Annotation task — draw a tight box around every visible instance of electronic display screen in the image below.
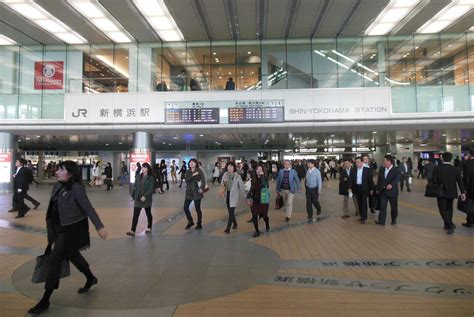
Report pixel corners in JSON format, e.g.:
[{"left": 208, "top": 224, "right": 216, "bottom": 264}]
[
  {"left": 228, "top": 107, "right": 284, "bottom": 124},
  {"left": 165, "top": 108, "right": 220, "bottom": 124}
]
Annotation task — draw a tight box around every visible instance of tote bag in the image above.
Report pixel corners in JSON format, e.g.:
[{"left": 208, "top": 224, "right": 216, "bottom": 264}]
[{"left": 32, "top": 244, "right": 70, "bottom": 284}]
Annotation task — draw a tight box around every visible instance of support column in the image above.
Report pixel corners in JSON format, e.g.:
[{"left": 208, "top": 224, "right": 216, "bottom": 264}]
[
  {"left": 0, "top": 133, "right": 18, "bottom": 193},
  {"left": 37, "top": 151, "right": 45, "bottom": 179},
  {"left": 377, "top": 41, "right": 386, "bottom": 87},
  {"left": 129, "top": 132, "right": 154, "bottom": 186}
]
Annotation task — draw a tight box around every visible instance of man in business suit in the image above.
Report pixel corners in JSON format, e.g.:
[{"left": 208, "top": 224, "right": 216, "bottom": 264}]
[
  {"left": 11, "top": 158, "right": 32, "bottom": 218},
  {"left": 375, "top": 155, "right": 400, "bottom": 226},
  {"left": 340, "top": 160, "right": 359, "bottom": 219},
  {"left": 348, "top": 157, "right": 374, "bottom": 224},
  {"left": 362, "top": 154, "right": 376, "bottom": 213},
  {"left": 461, "top": 147, "right": 474, "bottom": 227},
  {"left": 432, "top": 152, "right": 466, "bottom": 234},
  {"left": 399, "top": 157, "right": 412, "bottom": 192},
  {"left": 276, "top": 160, "right": 301, "bottom": 222}
]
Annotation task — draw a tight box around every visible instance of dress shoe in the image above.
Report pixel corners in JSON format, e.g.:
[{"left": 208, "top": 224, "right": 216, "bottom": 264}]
[
  {"left": 317, "top": 209, "right": 321, "bottom": 216},
  {"left": 78, "top": 277, "right": 98, "bottom": 294},
  {"left": 145, "top": 228, "right": 152, "bottom": 234},
  {"left": 370, "top": 209, "right": 375, "bottom": 214},
  {"left": 195, "top": 223, "right": 203, "bottom": 230},
  {"left": 341, "top": 215, "right": 350, "bottom": 219},
  {"left": 285, "top": 217, "right": 290, "bottom": 222},
  {"left": 391, "top": 221, "right": 397, "bottom": 225},
  {"left": 15, "top": 214, "right": 24, "bottom": 219},
  {"left": 185, "top": 222, "right": 194, "bottom": 230},
  {"left": 462, "top": 223, "right": 472, "bottom": 228},
  {"left": 407, "top": 189, "right": 411, "bottom": 192},
  {"left": 224, "top": 228, "right": 230, "bottom": 234},
  {"left": 360, "top": 220, "right": 366, "bottom": 224},
  {"left": 375, "top": 221, "right": 385, "bottom": 226},
  {"left": 126, "top": 231, "right": 135, "bottom": 237},
  {"left": 27, "top": 301, "right": 50, "bottom": 314},
  {"left": 232, "top": 223, "right": 238, "bottom": 230},
  {"left": 252, "top": 231, "right": 260, "bottom": 238},
  {"left": 447, "top": 224, "right": 456, "bottom": 235},
  {"left": 7, "top": 208, "right": 17, "bottom": 213},
  {"left": 34, "top": 202, "right": 41, "bottom": 210}
]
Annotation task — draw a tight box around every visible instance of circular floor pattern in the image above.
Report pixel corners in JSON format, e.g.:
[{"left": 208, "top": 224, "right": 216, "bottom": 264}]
[{"left": 12, "top": 234, "right": 281, "bottom": 309}]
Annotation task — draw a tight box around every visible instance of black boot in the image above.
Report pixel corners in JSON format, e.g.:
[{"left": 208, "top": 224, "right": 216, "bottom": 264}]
[
  {"left": 232, "top": 222, "right": 238, "bottom": 230},
  {"left": 78, "top": 268, "right": 97, "bottom": 294},
  {"left": 28, "top": 289, "right": 53, "bottom": 314},
  {"left": 264, "top": 217, "right": 270, "bottom": 232}
]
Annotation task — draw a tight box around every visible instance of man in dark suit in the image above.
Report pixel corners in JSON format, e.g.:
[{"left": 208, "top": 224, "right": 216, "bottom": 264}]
[
  {"left": 340, "top": 160, "right": 359, "bottom": 219},
  {"left": 362, "top": 154, "right": 376, "bottom": 213},
  {"left": 462, "top": 148, "right": 474, "bottom": 227},
  {"left": 348, "top": 157, "right": 374, "bottom": 224},
  {"left": 432, "top": 152, "right": 466, "bottom": 234},
  {"left": 399, "top": 157, "right": 412, "bottom": 192},
  {"left": 375, "top": 155, "right": 400, "bottom": 226},
  {"left": 11, "top": 158, "right": 32, "bottom": 218}
]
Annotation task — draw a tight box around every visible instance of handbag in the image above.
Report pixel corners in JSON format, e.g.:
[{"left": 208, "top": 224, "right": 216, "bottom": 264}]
[
  {"left": 218, "top": 186, "right": 226, "bottom": 197},
  {"left": 260, "top": 187, "right": 270, "bottom": 204},
  {"left": 424, "top": 183, "right": 444, "bottom": 198},
  {"left": 244, "top": 180, "right": 252, "bottom": 192},
  {"left": 32, "top": 244, "right": 70, "bottom": 284},
  {"left": 275, "top": 195, "right": 283, "bottom": 210}
]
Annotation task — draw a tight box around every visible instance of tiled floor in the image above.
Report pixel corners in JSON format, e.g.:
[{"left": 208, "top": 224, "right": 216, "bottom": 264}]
[{"left": 0, "top": 177, "right": 473, "bottom": 316}]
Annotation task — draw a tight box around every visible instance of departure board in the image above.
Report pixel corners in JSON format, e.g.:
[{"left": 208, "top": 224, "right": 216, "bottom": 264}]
[
  {"left": 228, "top": 107, "right": 284, "bottom": 124},
  {"left": 165, "top": 108, "right": 220, "bottom": 124}
]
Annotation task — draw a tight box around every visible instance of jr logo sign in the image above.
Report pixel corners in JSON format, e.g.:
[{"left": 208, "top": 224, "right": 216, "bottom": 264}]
[{"left": 72, "top": 109, "right": 87, "bottom": 118}]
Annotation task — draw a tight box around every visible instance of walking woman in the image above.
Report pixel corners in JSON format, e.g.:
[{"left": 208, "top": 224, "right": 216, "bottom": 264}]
[
  {"left": 220, "top": 161, "right": 245, "bottom": 234},
  {"left": 28, "top": 161, "right": 108, "bottom": 315},
  {"left": 212, "top": 162, "right": 221, "bottom": 185},
  {"left": 88, "top": 162, "right": 100, "bottom": 186},
  {"left": 183, "top": 158, "right": 206, "bottom": 230},
  {"left": 178, "top": 161, "right": 187, "bottom": 188},
  {"left": 153, "top": 163, "right": 164, "bottom": 194},
  {"left": 247, "top": 163, "right": 270, "bottom": 237},
  {"left": 160, "top": 159, "right": 169, "bottom": 191},
  {"left": 104, "top": 162, "right": 113, "bottom": 191},
  {"left": 170, "top": 160, "right": 178, "bottom": 183},
  {"left": 127, "top": 163, "right": 155, "bottom": 236}
]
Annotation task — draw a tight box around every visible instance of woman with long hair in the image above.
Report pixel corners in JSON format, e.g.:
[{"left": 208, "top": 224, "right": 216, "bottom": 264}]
[
  {"left": 160, "top": 159, "right": 169, "bottom": 191},
  {"left": 221, "top": 161, "right": 244, "bottom": 234},
  {"left": 183, "top": 158, "right": 206, "bottom": 230},
  {"left": 28, "top": 161, "right": 108, "bottom": 315},
  {"left": 127, "top": 162, "right": 155, "bottom": 236},
  {"left": 177, "top": 161, "right": 187, "bottom": 188},
  {"left": 247, "top": 163, "right": 270, "bottom": 237},
  {"left": 88, "top": 161, "right": 100, "bottom": 187}
]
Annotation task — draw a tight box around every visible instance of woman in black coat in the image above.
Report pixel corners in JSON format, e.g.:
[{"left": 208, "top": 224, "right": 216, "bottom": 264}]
[
  {"left": 160, "top": 159, "right": 169, "bottom": 191},
  {"left": 127, "top": 163, "right": 156, "bottom": 236},
  {"left": 28, "top": 161, "right": 108, "bottom": 315},
  {"left": 177, "top": 161, "right": 187, "bottom": 188}
]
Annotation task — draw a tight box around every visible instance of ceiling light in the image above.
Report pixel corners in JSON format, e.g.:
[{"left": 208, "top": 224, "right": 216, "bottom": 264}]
[
  {"left": 0, "top": 34, "right": 17, "bottom": 45},
  {"left": 105, "top": 144, "right": 109, "bottom": 146},
  {"left": 2, "top": 0, "right": 87, "bottom": 44},
  {"left": 67, "top": 0, "right": 134, "bottom": 43},
  {"left": 118, "top": 142, "right": 122, "bottom": 145},
  {"left": 132, "top": 0, "right": 184, "bottom": 42},
  {"left": 372, "top": 131, "right": 378, "bottom": 134},
  {"left": 247, "top": 51, "right": 251, "bottom": 55},
  {"left": 417, "top": 0, "right": 474, "bottom": 34},
  {"left": 199, "top": 134, "right": 204, "bottom": 137},
  {"left": 25, "top": 137, "right": 30, "bottom": 140},
  {"left": 365, "top": 0, "right": 420, "bottom": 36}
]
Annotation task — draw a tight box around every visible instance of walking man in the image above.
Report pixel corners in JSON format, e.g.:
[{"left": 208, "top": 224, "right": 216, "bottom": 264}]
[
  {"left": 348, "top": 157, "right": 374, "bottom": 224},
  {"left": 399, "top": 157, "right": 412, "bottom": 192},
  {"left": 340, "top": 160, "right": 359, "bottom": 218},
  {"left": 375, "top": 155, "right": 400, "bottom": 226},
  {"left": 276, "top": 160, "right": 301, "bottom": 222},
  {"left": 305, "top": 159, "right": 322, "bottom": 223}
]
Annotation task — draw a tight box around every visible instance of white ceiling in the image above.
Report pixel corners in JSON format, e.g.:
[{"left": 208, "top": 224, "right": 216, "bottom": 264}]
[{"left": 0, "top": 0, "right": 472, "bottom": 45}]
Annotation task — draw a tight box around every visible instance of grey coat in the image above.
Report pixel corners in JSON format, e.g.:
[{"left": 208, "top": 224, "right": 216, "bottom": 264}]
[
  {"left": 185, "top": 168, "right": 206, "bottom": 201},
  {"left": 47, "top": 182, "right": 104, "bottom": 230},
  {"left": 221, "top": 172, "right": 245, "bottom": 208}
]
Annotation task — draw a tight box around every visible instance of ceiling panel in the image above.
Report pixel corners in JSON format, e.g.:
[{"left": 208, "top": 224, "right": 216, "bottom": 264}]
[
  {"left": 0, "top": 21, "right": 40, "bottom": 45},
  {"left": 165, "top": 0, "right": 209, "bottom": 41},
  {"left": 201, "top": 0, "right": 232, "bottom": 40},
  {"left": 100, "top": 0, "right": 160, "bottom": 42},
  {"left": 291, "top": 0, "right": 324, "bottom": 38},
  {"left": 314, "top": 0, "right": 354, "bottom": 37},
  {"left": 236, "top": 0, "right": 257, "bottom": 40},
  {"left": 395, "top": 0, "right": 451, "bottom": 35},
  {"left": 266, "top": 0, "right": 291, "bottom": 38},
  {"left": 36, "top": 0, "right": 111, "bottom": 43},
  {"left": 342, "top": 0, "right": 390, "bottom": 36},
  {"left": 0, "top": 5, "right": 62, "bottom": 44},
  {"left": 444, "top": 11, "right": 474, "bottom": 33}
]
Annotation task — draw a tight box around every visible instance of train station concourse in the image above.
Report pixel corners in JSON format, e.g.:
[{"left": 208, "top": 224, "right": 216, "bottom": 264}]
[{"left": 1, "top": 0, "right": 474, "bottom": 316}]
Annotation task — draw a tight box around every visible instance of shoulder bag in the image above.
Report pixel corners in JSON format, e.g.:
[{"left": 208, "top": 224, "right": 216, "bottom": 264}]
[{"left": 32, "top": 244, "right": 70, "bottom": 284}]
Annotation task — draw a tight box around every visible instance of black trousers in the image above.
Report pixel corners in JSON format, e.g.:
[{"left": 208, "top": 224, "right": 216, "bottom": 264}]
[
  {"left": 24, "top": 191, "right": 40, "bottom": 205},
  {"left": 436, "top": 197, "right": 454, "bottom": 229},
  {"left": 106, "top": 179, "right": 113, "bottom": 190},
  {"left": 162, "top": 176, "right": 169, "bottom": 190},
  {"left": 400, "top": 175, "right": 410, "bottom": 190},
  {"left": 12, "top": 191, "right": 29, "bottom": 215},
  {"left": 378, "top": 193, "right": 398, "bottom": 224},
  {"left": 305, "top": 187, "right": 321, "bottom": 219},
  {"left": 251, "top": 203, "right": 269, "bottom": 233},
  {"left": 368, "top": 191, "right": 375, "bottom": 211},
  {"left": 211, "top": 177, "right": 219, "bottom": 184},
  {"left": 45, "top": 233, "right": 90, "bottom": 290},
  {"left": 354, "top": 186, "right": 368, "bottom": 220},
  {"left": 225, "top": 192, "right": 237, "bottom": 229},
  {"left": 330, "top": 168, "right": 337, "bottom": 179},
  {"left": 184, "top": 199, "right": 202, "bottom": 224},
  {"left": 131, "top": 207, "right": 153, "bottom": 232}
]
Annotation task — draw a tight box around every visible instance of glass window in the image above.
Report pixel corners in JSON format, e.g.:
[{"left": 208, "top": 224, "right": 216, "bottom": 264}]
[
  {"left": 312, "top": 38, "right": 337, "bottom": 88},
  {"left": 335, "top": 37, "right": 363, "bottom": 88},
  {"left": 286, "top": 39, "right": 312, "bottom": 89},
  {"left": 162, "top": 42, "right": 187, "bottom": 91},
  {"left": 19, "top": 45, "right": 44, "bottom": 94},
  {"left": 0, "top": 45, "right": 19, "bottom": 94},
  {"left": 261, "top": 39, "right": 286, "bottom": 89},
  {"left": 187, "top": 42, "right": 211, "bottom": 91},
  {"left": 361, "top": 36, "right": 387, "bottom": 87},
  {"left": 88, "top": 44, "right": 116, "bottom": 93},
  {"left": 413, "top": 34, "right": 441, "bottom": 86},
  {"left": 0, "top": 95, "right": 18, "bottom": 119},
  {"left": 236, "top": 40, "right": 261, "bottom": 90},
  {"left": 440, "top": 33, "right": 467, "bottom": 86},
  {"left": 67, "top": 44, "right": 89, "bottom": 93},
  {"left": 139, "top": 43, "right": 161, "bottom": 92},
  {"left": 468, "top": 32, "right": 474, "bottom": 111},
  {"left": 386, "top": 35, "right": 415, "bottom": 87},
  {"left": 210, "top": 41, "right": 236, "bottom": 90}
]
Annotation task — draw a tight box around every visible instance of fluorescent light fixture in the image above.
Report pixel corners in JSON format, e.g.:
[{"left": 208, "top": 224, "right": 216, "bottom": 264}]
[
  {"left": 332, "top": 50, "right": 355, "bottom": 63},
  {"left": 67, "top": 0, "right": 134, "bottom": 43},
  {"left": 2, "top": 0, "right": 87, "bottom": 44},
  {"left": 365, "top": 0, "right": 420, "bottom": 35},
  {"left": 95, "top": 55, "right": 129, "bottom": 78},
  {"left": 327, "top": 56, "right": 349, "bottom": 70},
  {"left": 417, "top": 0, "right": 474, "bottom": 33},
  {"left": 313, "top": 50, "right": 326, "bottom": 57},
  {"left": 0, "top": 34, "right": 17, "bottom": 45},
  {"left": 132, "top": 0, "right": 184, "bottom": 42}
]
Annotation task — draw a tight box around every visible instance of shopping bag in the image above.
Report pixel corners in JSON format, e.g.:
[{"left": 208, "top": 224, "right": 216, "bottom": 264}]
[
  {"left": 275, "top": 195, "right": 283, "bottom": 210},
  {"left": 408, "top": 176, "right": 413, "bottom": 184},
  {"left": 218, "top": 186, "right": 226, "bottom": 197},
  {"left": 32, "top": 245, "right": 70, "bottom": 284},
  {"left": 260, "top": 187, "right": 270, "bottom": 204},
  {"left": 95, "top": 178, "right": 103, "bottom": 186}
]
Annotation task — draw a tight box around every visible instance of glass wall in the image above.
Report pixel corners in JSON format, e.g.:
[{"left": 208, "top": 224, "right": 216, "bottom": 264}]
[{"left": 0, "top": 32, "right": 473, "bottom": 119}]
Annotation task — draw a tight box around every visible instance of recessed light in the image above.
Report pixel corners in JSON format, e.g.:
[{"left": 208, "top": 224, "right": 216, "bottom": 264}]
[
  {"left": 36, "top": 135, "right": 41, "bottom": 138},
  {"left": 162, "top": 142, "right": 166, "bottom": 144},
  {"left": 173, "top": 136, "right": 178, "bottom": 139},
  {"left": 372, "top": 131, "right": 377, "bottom": 134},
  {"left": 25, "top": 137, "right": 30, "bottom": 140},
  {"left": 168, "top": 143, "right": 171, "bottom": 146},
  {"left": 199, "top": 134, "right": 204, "bottom": 137},
  {"left": 118, "top": 142, "right": 122, "bottom": 145},
  {"left": 442, "top": 134, "right": 446, "bottom": 136},
  {"left": 105, "top": 144, "right": 109, "bottom": 146}
]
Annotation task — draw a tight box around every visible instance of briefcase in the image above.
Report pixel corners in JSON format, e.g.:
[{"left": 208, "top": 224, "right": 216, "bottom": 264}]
[
  {"left": 424, "top": 183, "right": 444, "bottom": 198},
  {"left": 457, "top": 197, "right": 474, "bottom": 213},
  {"left": 275, "top": 196, "right": 283, "bottom": 210},
  {"left": 32, "top": 244, "right": 70, "bottom": 284}
]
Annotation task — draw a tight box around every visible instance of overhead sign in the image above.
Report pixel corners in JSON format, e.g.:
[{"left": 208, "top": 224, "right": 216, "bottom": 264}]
[
  {"left": 34, "top": 61, "right": 64, "bottom": 90},
  {"left": 228, "top": 107, "right": 284, "bottom": 123},
  {"left": 165, "top": 108, "right": 220, "bottom": 124},
  {"left": 129, "top": 151, "right": 151, "bottom": 184},
  {"left": 0, "top": 152, "right": 12, "bottom": 183}
]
